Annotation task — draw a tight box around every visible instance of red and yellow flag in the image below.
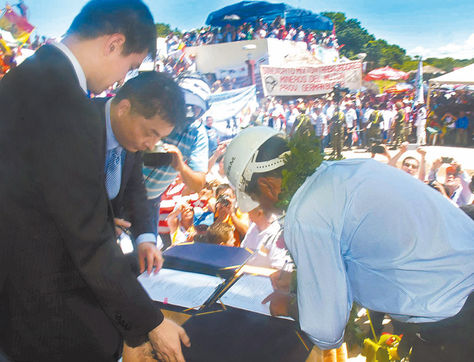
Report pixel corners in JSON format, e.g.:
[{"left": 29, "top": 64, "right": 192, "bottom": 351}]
[{"left": 0, "top": 6, "right": 34, "bottom": 44}]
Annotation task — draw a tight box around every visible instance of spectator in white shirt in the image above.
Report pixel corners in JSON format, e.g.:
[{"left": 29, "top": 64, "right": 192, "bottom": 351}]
[
  {"left": 242, "top": 206, "right": 288, "bottom": 269},
  {"left": 414, "top": 103, "right": 427, "bottom": 145}
]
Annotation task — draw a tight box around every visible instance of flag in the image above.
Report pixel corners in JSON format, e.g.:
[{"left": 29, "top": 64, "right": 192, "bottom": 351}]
[
  {"left": 0, "top": 6, "right": 34, "bottom": 44},
  {"left": 414, "top": 58, "right": 424, "bottom": 104},
  {"left": 16, "top": 1, "right": 28, "bottom": 18},
  {"left": 0, "top": 34, "right": 11, "bottom": 54}
]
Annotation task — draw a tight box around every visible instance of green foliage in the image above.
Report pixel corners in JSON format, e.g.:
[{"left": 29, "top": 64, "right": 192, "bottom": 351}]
[
  {"left": 344, "top": 304, "right": 366, "bottom": 349},
  {"left": 322, "top": 12, "right": 375, "bottom": 59},
  {"left": 276, "top": 115, "right": 324, "bottom": 210},
  {"left": 322, "top": 11, "right": 473, "bottom": 72},
  {"left": 424, "top": 57, "right": 474, "bottom": 72},
  {"left": 155, "top": 22, "right": 181, "bottom": 37}
]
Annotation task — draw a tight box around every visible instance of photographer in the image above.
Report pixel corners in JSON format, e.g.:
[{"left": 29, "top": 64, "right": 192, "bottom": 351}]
[
  {"left": 214, "top": 184, "right": 250, "bottom": 246},
  {"left": 167, "top": 201, "right": 196, "bottom": 244},
  {"left": 428, "top": 159, "right": 473, "bottom": 206}
]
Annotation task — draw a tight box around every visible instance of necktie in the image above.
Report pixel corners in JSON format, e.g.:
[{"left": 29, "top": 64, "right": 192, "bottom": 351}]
[{"left": 105, "top": 147, "right": 122, "bottom": 199}]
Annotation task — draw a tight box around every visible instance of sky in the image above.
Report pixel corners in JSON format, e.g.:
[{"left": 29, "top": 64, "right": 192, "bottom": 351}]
[{"left": 2, "top": 0, "right": 473, "bottom": 59}]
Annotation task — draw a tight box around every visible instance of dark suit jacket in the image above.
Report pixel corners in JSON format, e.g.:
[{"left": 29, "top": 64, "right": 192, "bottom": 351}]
[
  {"left": 94, "top": 98, "right": 155, "bottom": 242},
  {"left": 0, "top": 45, "right": 163, "bottom": 361}
]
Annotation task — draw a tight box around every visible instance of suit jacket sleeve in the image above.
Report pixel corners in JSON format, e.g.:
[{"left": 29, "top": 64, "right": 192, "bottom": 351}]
[
  {"left": 26, "top": 63, "right": 163, "bottom": 346},
  {"left": 122, "top": 152, "right": 156, "bottom": 240}
]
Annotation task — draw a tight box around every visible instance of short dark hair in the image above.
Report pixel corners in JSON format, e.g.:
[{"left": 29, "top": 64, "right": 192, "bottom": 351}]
[
  {"left": 215, "top": 183, "right": 234, "bottom": 198},
  {"left": 205, "top": 222, "right": 234, "bottom": 245},
  {"left": 246, "top": 135, "right": 289, "bottom": 196},
  {"left": 113, "top": 72, "right": 186, "bottom": 128},
  {"left": 402, "top": 156, "right": 419, "bottom": 168},
  {"left": 66, "top": 0, "right": 157, "bottom": 56}
]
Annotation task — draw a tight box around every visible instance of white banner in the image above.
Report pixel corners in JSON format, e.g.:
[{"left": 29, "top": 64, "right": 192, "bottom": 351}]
[
  {"left": 260, "top": 61, "right": 362, "bottom": 96},
  {"left": 206, "top": 85, "right": 257, "bottom": 137}
]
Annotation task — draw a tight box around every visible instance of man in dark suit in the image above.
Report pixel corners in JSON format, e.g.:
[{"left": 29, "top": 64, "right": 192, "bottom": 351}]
[
  {"left": 0, "top": 1, "right": 189, "bottom": 361},
  {"left": 95, "top": 71, "right": 186, "bottom": 275}
]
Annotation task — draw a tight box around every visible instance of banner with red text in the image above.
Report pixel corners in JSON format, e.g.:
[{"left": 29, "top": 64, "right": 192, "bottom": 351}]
[{"left": 260, "top": 61, "right": 362, "bottom": 96}]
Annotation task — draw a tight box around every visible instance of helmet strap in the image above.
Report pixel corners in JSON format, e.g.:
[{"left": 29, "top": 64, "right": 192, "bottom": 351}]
[{"left": 242, "top": 150, "right": 290, "bottom": 185}]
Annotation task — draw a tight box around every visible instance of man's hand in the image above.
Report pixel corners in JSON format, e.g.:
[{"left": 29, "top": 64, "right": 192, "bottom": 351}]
[
  {"left": 429, "top": 180, "right": 448, "bottom": 197},
  {"left": 215, "top": 199, "right": 233, "bottom": 222},
  {"left": 137, "top": 242, "right": 163, "bottom": 274},
  {"left": 148, "top": 318, "right": 191, "bottom": 362},
  {"left": 270, "top": 270, "right": 292, "bottom": 292},
  {"left": 114, "top": 218, "right": 131, "bottom": 237},
  {"left": 431, "top": 158, "right": 443, "bottom": 170},
  {"left": 416, "top": 147, "right": 426, "bottom": 157},
  {"left": 166, "top": 205, "right": 182, "bottom": 234},
  {"left": 214, "top": 142, "right": 227, "bottom": 158},
  {"left": 399, "top": 141, "right": 409, "bottom": 153},
  {"left": 163, "top": 144, "right": 185, "bottom": 172},
  {"left": 262, "top": 291, "right": 291, "bottom": 317}
]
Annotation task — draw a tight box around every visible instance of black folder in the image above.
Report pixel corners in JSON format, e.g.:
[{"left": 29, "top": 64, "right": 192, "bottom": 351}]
[
  {"left": 163, "top": 242, "right": 253, "bottom": 278},
  {"left": 182, "top": 308, "right": 312, "bottom": 362}
]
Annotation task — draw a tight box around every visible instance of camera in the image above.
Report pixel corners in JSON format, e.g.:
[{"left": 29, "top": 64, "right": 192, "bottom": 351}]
[
  {"left": 427, "top": 180, "right": 438, "bottom": 189},
  {"left": 370, "top": 144, "right": 386, "bottom": 154},
  {"left": 142, "top": 152, "right": 173, "bottom": 167},
  {"left": 216, "top": 195, "right": 231, "bottom": 207},
  {"left": 142, "top": 142, "right": 173, "bottom": 167},
  {"left": 441, "top": 156, "right": 453, "bottom": 164}
]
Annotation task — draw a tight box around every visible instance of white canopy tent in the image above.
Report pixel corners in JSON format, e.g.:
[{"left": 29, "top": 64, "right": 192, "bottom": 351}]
[
  {"left": 429, "top": 64, "right": 474, "bottom": 86},
  {"left": 427, "top": 64, "right": 474, "bottom": 106}
]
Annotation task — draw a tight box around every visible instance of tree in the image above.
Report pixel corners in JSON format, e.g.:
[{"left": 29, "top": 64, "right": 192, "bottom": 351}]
[
  {"left": 155, "top": 22, "right": 181, "bottom": 37},
  {"left": 322, "top": 12, "right": 375, "bottom": 58}
]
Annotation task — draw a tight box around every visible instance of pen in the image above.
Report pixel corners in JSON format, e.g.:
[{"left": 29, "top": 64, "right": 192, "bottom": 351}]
[
  {"left": 118, "top": 225, "right": 131, "bottom": 236},
  {"left": 279, "top": 260, "right": 288, "bottom": 280}
]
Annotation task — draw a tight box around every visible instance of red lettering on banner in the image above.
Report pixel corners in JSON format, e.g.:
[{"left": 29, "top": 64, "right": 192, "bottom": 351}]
[
  {"left": 280, "top": 83, "right": 298, "bottom": 92},
  {"left": 280, "top": 75, "right": 307, "bottom": 83},
  {"left": 262, "top": 61, "right": 361, "bottom": 95}
]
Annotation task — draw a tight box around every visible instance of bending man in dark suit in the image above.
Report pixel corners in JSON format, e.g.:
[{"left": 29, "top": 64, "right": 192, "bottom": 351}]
[
  {"left": 0, "top": 1, "right": 189, "bottom": 361},
  {"left": 95, "top": 71, "right": 186, "bottom": 275}
]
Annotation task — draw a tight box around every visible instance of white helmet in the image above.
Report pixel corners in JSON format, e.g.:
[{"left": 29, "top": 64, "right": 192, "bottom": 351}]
[
  {"left": 177, "top": 72, "right": 211, "bottom": 122},
  {"left": 224, "top": 126, "right": 289, "bottom": 212}
]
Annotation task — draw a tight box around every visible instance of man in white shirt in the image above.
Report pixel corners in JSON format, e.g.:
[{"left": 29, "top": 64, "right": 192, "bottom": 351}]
[
  {"left": 414, "top": 102, "right": 427, "bottom": 145},
  {"left": 344, "top": 103, "right": 357, "bottom": 149},
  {"left": 381, "top": 106, "right": 395, "bottom": 143},
  {"left": 224, "top": 127, "right": 474, "bottom": 362},
  {"left": 241, "top": 207, "right": 288, "bottom": 269}
]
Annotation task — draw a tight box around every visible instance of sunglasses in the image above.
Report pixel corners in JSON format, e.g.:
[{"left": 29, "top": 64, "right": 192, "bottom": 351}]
[{"left": 403, "top": 163, "right": 419, "bottom": 170}]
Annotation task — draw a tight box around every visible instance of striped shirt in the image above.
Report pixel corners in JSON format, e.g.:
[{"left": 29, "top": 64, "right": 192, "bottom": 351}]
[{"left": 143, "top": 120, "right": 209, "bottom": 199}]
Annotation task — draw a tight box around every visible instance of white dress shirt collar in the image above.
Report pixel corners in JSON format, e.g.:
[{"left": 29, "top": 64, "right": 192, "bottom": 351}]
[
  {"left": 105, "top": 98, "right": 120, "bottom": 152},
  {"left": 51, "top": 42, "right": 88, "bottom": 94}
]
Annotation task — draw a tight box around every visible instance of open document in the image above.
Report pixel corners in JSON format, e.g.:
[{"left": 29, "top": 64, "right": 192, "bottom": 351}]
[
  {"left": 219, "top": 274, "right": 293, "bottom": 319},
  {"left": 138, "top": 268, "right": 224, "bottom": 309}
]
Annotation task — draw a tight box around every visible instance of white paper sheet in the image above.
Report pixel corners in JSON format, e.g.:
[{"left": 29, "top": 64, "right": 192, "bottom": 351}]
[
  {"left": 219, "top": 274, "right": 283, "bottom": 317},
  {"left": 138, "top": 268, "right": 224, "bottom": 309}
]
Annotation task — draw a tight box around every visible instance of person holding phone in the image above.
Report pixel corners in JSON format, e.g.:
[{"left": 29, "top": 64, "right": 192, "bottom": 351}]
[{"left": 428, "top": 158, "right": 473, "bottom": 206}]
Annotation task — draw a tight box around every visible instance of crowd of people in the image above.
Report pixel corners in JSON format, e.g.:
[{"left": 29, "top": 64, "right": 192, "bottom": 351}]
[
  {"left": 238, "top": 89, "right": 472, "bottom": 155},
  {"left": 149, "top": 98, "right": 473, "bottom": 265},
  {"left": 1, "top": 1, "right": 473, "bottom": 362},
  {"left": 159, "top": 15, "right": 339, "bottom": 80},
  {"left": 165, "top": 15, "right": 339, "bottom": 53}
]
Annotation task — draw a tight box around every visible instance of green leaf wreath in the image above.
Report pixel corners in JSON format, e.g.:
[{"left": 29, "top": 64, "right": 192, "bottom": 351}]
[{"left": 276, "top": 114, "right": 324, "bottom": 210}]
